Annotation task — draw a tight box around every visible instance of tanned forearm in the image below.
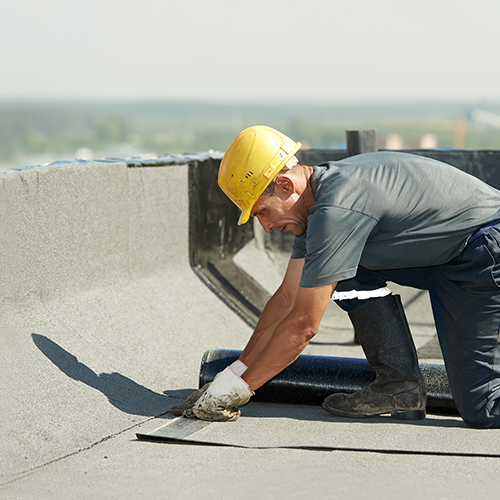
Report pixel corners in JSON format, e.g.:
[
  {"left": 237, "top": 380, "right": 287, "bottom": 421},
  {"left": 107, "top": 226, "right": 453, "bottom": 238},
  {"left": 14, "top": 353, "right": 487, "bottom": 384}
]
[
  {"left": 239, "top": 287, "right": 295, "bottom": 367},
  {"left": 238, "top": 258, "right": 304, "bottom": 368},
  {"left": 242, "top": 282, "right": 336, "bottom": 392},
  {"left": 242, "top": 311, "right": 316, "bottom": 391}
]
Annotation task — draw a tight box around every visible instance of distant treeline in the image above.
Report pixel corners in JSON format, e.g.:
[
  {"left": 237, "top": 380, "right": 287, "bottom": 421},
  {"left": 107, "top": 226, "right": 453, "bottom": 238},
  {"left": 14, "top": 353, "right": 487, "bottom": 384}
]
[{"left": 1, "top": 100, "right": 499, "bottom": 164}]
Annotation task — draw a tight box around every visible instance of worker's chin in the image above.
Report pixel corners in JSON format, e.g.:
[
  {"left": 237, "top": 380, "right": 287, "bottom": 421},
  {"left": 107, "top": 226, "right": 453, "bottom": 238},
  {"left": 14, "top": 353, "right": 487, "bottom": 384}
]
[
  {"left": 281, "top": 223, "right": 304, "bottom": 236},
  {"left": 290, "top": 224, "right": 306, "bottom": 236}
]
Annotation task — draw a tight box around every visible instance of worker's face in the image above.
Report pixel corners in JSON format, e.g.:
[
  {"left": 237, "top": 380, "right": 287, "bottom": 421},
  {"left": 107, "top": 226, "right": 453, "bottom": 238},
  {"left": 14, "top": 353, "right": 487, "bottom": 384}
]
[{"left": 250, "top": 177, "right": 308, "bottom": 236}]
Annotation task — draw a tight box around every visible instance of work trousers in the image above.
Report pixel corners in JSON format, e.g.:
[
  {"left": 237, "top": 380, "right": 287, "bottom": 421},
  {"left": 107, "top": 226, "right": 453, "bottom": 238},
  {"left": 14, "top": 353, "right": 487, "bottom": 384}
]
[{"left": 334, "top": 224, "right": 500, "bottom": 428}]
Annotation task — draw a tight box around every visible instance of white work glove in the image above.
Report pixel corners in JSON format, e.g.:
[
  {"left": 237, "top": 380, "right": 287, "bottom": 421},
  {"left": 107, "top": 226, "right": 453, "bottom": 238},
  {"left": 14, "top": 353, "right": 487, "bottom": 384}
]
[
  {"left": 192, "top": 366, "right": 254, "bottom": 422},
  {"left": 172, "top": 360, "right": 247, "bottom": 417},
  {"left": 228, "top": 359, "right": 247, "bottom": 376}
]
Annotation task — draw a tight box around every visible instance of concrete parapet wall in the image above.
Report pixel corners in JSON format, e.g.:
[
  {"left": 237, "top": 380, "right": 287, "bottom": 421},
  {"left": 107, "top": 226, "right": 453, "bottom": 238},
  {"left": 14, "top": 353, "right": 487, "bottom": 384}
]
[{"left": 1, "top": 160, "right": 188, "bottom": 306}]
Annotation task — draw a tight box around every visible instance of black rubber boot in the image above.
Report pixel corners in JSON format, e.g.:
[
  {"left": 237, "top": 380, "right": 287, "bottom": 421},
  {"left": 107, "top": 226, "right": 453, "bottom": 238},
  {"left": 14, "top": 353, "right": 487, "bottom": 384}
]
[{"left": 323, "top": 294, "right": 426, "bottom": 420}]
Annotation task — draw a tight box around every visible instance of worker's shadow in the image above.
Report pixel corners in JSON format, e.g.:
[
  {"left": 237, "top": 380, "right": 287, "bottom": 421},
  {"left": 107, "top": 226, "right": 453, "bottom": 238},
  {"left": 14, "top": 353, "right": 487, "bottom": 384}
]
[{"left": 32, "top": 333, "right": 191, "bottom": 417}]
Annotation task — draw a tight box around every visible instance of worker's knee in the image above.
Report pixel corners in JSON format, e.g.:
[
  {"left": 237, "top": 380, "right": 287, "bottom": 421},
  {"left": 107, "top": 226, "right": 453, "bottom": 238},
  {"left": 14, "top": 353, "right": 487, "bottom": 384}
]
[{"left": 459, "top": 402, "right": 500, "bottom": 429}]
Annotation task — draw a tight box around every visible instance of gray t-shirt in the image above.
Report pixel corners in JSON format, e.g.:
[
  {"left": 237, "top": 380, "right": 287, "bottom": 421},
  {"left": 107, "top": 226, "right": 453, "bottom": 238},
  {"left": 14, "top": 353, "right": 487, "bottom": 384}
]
[{"left": 291, "top": 151, "right": 500, "bottom": 287}]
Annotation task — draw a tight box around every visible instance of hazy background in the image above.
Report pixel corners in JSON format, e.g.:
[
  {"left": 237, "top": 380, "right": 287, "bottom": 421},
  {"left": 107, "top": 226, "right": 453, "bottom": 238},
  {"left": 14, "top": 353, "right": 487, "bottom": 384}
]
[{"left": 1, "top": 0, "right": 500, "bottom": 170}]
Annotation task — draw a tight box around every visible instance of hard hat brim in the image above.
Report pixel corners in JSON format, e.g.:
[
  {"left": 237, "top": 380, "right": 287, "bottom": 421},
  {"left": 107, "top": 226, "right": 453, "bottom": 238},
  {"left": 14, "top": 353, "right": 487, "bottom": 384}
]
[{"left": 237, "top": 208, "right": 251, "bottom": 226}]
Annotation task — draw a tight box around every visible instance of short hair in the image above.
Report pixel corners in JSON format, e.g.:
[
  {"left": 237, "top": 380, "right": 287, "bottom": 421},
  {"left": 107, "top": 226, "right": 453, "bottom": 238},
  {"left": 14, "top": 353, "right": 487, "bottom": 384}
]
[{"left": 262, "top": 156, "right": 299, "bottom": 196}]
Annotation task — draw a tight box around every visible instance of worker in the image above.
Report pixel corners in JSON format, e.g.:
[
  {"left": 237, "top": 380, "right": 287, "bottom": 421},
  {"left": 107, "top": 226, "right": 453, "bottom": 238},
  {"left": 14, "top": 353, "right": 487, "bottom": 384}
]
[{"left": 175, "top": 125, "right": 500, "bottom": 428}]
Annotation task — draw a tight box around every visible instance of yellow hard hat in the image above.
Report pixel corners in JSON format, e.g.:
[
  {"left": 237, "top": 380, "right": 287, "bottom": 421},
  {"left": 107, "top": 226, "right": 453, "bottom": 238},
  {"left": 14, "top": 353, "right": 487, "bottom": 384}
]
[{"left": 218, "top": 126, "right": 301, "bottom": 225}]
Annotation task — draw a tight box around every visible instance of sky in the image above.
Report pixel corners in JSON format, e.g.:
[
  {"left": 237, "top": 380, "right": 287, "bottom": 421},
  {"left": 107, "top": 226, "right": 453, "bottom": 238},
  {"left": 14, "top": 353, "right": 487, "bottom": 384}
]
[{"left": 1, "top": 0, "right": 499, "bottom": 104}]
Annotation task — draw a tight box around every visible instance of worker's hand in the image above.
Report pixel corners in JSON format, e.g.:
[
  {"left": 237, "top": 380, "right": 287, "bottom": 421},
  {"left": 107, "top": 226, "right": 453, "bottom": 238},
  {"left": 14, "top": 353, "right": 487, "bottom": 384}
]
[
  {"left": 192, "top": 367, "right": 254, "bottom": 421},
  {"left": 170, "top": 383, "right": 211, "bottom": 416},
  {"left": 170, "top": 360, "right": 247, "bottom": 417}
]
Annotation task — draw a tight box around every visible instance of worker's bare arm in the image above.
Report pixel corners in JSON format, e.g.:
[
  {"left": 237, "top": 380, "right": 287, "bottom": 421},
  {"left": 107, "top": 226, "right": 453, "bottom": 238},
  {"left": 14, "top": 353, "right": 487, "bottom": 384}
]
[
  {"left": 242, "top": 280, "right": 337, "bottom": 391},
  {"left": 239, "top": 258, "right": 304, "bottom": 367}
]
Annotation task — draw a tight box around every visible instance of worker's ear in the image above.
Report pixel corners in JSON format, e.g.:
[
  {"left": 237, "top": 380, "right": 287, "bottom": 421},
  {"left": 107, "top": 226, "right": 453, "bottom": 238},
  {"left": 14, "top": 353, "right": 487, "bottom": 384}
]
[{"left": 274, "top": 174, "right": 294, "bottom": 194}]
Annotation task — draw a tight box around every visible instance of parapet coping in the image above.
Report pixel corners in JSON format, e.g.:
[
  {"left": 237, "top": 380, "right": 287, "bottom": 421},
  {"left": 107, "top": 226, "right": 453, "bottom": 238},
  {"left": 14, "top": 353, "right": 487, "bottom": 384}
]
[{"left": 0, "top": 151, "right": 224, "bottom": 175}]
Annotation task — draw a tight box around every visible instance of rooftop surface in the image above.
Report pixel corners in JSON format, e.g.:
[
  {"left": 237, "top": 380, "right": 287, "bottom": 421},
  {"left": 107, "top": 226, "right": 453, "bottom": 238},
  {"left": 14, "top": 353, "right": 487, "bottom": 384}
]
[{"left": 1, "top": 155, "right": 499, "bottom": 500}]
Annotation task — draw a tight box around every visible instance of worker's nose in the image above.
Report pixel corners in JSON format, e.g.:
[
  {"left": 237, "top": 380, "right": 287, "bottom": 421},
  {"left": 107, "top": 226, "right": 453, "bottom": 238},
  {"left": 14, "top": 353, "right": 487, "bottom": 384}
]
[{"left": 258, "top": 217, "right": 274, "bottom": 233}]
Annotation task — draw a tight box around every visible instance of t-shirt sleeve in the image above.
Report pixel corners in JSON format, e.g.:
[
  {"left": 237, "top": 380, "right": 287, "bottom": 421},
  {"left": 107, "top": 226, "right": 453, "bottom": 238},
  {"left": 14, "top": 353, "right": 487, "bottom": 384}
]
[{"left": 299, "top": 206, "right": 378, "bottom": 287}]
